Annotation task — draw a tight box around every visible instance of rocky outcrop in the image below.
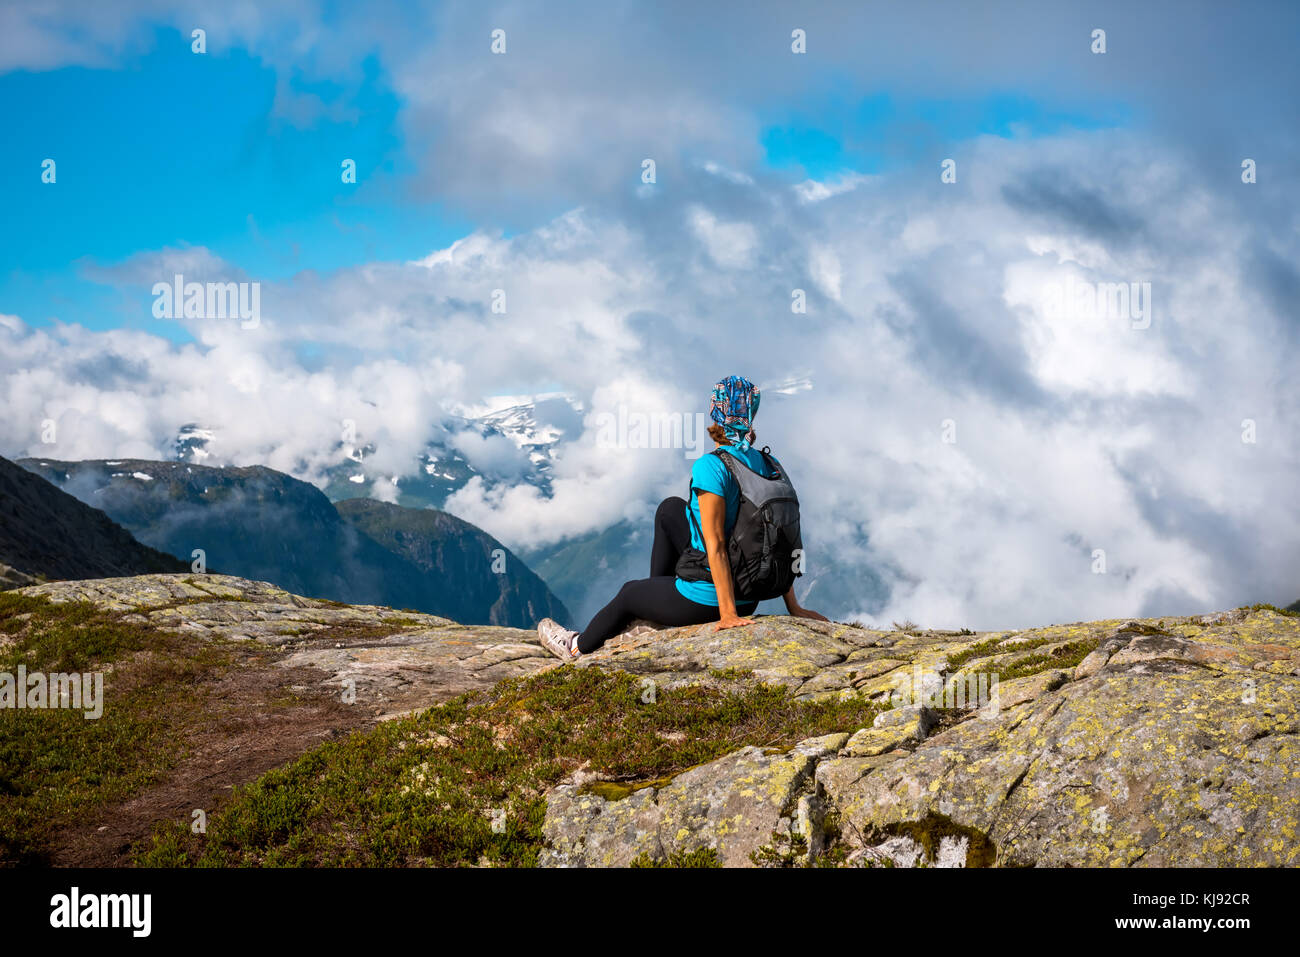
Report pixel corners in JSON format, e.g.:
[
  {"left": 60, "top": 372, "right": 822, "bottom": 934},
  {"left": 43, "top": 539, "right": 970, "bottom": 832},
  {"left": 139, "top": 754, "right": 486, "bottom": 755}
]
[
  {"left": 541, "top": 733, "right": 849, "bottom": 867},
  {"left": 17, "top": 574, "right": 1300, "bottom": 866},
  {"left": 559, "top": 609, "right": 1300, "bottom": 867}
]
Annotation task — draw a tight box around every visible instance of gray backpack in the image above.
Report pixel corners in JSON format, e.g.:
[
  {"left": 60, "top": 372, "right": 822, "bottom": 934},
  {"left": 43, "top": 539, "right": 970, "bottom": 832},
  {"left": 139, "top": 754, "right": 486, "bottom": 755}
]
[{"left": 675, "top": 447, "right": 803, "bottom": 603}]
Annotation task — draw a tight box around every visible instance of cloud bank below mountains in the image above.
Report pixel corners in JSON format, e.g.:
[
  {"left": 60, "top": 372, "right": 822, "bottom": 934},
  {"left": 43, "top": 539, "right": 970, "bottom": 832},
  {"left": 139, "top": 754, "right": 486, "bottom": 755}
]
[{"left": 4, "top": 125, "right": 1297, "bottom": 629}]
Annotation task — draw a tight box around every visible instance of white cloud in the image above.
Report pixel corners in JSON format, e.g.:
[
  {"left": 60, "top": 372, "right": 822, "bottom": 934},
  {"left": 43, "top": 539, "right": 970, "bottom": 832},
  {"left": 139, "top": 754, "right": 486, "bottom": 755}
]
[
  {"left": 688, "top": 206, "right": 757, "bottom": 270},
  {"left": 794, "top": 171, "right": 872, "bottom": 204},
  {"left": 808, "top": 244, "right": 843, "bottom": 301},
  {"left": 702, "top": 161, "right": 755, "bottom": 186}
]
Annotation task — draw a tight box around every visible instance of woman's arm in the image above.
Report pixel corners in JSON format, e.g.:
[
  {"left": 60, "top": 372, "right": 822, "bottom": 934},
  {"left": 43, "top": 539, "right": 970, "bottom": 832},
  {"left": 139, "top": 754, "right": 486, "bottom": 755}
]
[
  {"left": 697, "top": 490, "right": 753, "bottom": 630},
  {"left": 782, "top": 586, "right": 828, "bottom": 621}
]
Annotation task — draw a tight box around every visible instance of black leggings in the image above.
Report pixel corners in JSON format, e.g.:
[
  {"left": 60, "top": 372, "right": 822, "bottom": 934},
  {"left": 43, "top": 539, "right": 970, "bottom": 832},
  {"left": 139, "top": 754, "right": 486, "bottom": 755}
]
[{"left": 576, "top": 496, "right": 756, "bottom": 654}]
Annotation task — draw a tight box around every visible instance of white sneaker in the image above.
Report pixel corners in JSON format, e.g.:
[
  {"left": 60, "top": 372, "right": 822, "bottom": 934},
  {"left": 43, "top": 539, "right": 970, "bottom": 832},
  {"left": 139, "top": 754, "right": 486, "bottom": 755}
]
[{"left": 537, "top": 618, "right": 580, "bottom": 661}]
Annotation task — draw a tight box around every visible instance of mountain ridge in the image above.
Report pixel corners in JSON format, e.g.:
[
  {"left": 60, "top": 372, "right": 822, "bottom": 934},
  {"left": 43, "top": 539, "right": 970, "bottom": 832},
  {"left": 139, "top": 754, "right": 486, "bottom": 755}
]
[
  {"left": 17, "top": 457, "right": 566, "bottom": 628},
  {"left": 337, "top": 497, "right": 571, "bottom": 628},
  {"left": 0, "top": 455, "right": 187, "bottom": 588}
]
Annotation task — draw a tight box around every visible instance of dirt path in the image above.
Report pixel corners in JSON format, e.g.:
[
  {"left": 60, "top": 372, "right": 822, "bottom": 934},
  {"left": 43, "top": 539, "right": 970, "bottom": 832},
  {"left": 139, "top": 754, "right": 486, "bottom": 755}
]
[{"left": 50, "top": 653, "right": 383, "bottom": 867}]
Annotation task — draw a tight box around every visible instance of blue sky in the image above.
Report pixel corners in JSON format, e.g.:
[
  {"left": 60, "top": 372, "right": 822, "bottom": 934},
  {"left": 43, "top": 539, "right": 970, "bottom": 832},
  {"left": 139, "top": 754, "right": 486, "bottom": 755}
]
[
  {"left": 1, "top": 27, "right": 471, "bottom": 340},
  {"left": 760, "top": 92, "right": 1128, "bottom": 179}
]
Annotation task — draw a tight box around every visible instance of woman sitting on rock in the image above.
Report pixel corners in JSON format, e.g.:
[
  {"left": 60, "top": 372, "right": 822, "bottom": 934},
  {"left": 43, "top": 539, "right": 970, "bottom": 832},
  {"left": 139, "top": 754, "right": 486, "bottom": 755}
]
[{"left": 538, "top": 374, "right": 827, "bottom": 660}]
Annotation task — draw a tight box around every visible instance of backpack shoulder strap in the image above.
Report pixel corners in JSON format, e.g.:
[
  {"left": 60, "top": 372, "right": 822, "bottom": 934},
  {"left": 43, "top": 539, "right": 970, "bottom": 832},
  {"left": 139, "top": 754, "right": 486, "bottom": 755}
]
[
  {"left": 685, "top": 449, "right": 727, "bottom": 541},
  {"left": 716, "top": 446, "right": 780, "bottom": 481},
  {"left": 712, "top": 447, "right": 741, "bottom": 475}
]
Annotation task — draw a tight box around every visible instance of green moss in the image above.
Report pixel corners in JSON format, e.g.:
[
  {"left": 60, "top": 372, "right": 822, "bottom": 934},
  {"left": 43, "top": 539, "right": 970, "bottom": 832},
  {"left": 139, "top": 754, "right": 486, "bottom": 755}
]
[
  {"left": 945, "top": 635, "right": 1009, "bottom": 671},
  {"left": 1246, "top": 603, "right": 1300, "bottom": 619},
  {"left": 708, "top": 667, "right": 756, "bottom": 681},
  {"left": 582, "top": 776, "right": 675, "bottom": 802},
  {"left": 630, "top": 847, "right": 721, "bottom": 868},
  {"left": 993, "top": 638, "right": 1102, "bottom": 681},
  {"left": 879, "top": 813, "right": 998, "bottom": 867},
  {"left": 953, "top": 635, "right": 1103, "bottom": 684},
  {"left": 0, "top": 591, "right": 172, "bottom": 672}
]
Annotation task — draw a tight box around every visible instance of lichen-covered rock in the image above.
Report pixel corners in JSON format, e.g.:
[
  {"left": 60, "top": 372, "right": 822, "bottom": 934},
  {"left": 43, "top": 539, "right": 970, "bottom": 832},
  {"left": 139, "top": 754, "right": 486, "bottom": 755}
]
[
  {"left": 825, "top": 628, "right": 1300, "bottom": 867},
  {"left": 540, "top": 733, "right": 843, "bottom": 867},
  {"left": 844, "top": 705, "right": 937, "bottom": 756},
  {"left": 992, "top": 668, "right": 1069, "bottom": 710},
  {"left": 545, "top": 607, "right": 1300, "bottom": 867},
  {"left": 816, "top": 754, "right": 900, "bottom": 796},
  {"left": 577, "top": 615, "right": 896, "bottom": 694},
  {"left": 19, "top": 573, "right": 553, "bottom": 717}
]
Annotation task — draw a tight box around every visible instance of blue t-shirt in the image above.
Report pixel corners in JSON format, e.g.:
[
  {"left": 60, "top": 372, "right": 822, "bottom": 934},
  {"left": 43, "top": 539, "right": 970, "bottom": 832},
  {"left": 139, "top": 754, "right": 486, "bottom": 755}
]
[{"left": 675, "top": 445, "right": 777, "bottom": 606}]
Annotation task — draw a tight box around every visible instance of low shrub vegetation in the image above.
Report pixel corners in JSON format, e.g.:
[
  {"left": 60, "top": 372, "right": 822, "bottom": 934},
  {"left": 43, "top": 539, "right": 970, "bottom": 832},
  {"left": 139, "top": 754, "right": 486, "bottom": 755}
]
[
  {"left": 0, "top": 592, "right": 230, "bottom": 865},
  {"left": 142, "top": 666, "right": 882, "bottom": 867}
]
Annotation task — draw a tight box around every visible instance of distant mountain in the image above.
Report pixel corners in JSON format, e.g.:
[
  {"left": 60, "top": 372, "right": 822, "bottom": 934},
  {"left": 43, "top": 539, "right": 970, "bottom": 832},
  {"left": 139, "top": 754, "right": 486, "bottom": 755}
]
[
  {"left": 323, "top": 445, "right": 478, "bottom": 511},
  {"left": 172, "top": 424, "right": 215, "bottom": 463},
  {"left": 1288, "top": 598, "right": 1300, "bottom": 614},
  {"left": 18, "top": 458, "right": 567, "bottom": 628},
  {"left": 171, "top": 394, "right": 581, "bottom": 511},
  {"left": 0, "top": 455, "right": 186, "bottom": 588},
  {"left": 336, "top": 498, "right": 570, "bottom": 628},
  {"left": 19, "top": 457, "right": 420, "bottom": 604},
  {"left": 329, "top": 393, "right": 580, "bottom": 509}
]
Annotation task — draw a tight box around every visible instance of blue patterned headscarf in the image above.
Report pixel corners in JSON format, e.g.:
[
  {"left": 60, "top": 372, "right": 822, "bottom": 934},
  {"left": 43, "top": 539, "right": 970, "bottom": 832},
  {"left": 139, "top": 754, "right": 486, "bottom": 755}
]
[{"left": 710, "top": 375, "right": 761, "bottom": 451}]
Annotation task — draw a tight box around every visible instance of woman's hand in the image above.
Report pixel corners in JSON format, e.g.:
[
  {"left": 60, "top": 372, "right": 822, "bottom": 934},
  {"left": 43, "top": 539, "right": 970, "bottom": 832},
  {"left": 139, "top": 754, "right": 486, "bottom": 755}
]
[
  {"left": 782, "top": 587, "right": 828, "bottom": 622},
  {"left": 715, "top": 614, "right": 755, "bottom": 631},
  {"left": 793, "top": 607, "right": 829, "bottom": 622}
]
